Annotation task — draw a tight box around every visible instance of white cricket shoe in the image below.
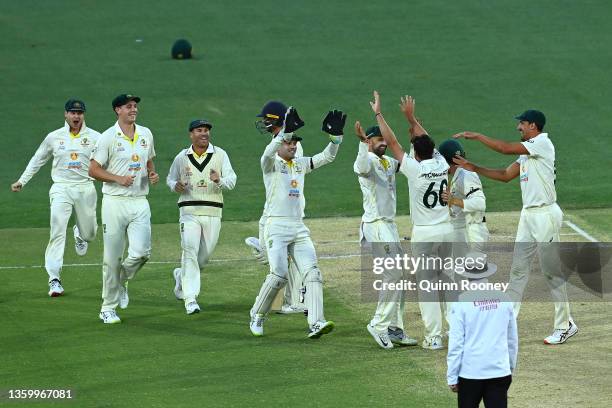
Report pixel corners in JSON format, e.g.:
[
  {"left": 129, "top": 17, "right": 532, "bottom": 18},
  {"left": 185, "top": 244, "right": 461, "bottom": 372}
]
[
  {"left": 173, "top": 268, "right": 183, "bottom": 300},
  {"left": 308, "top": 320, "right": 335, "bottom": 339},
  {"left": 185, "top": 301, "right": 200, "bottom": 315},
  {"left": 119, "top": 281, "right": 129, "bottom": 309},
  {"left": 367, "top": 324, "right": 393, "bottom": 349},
  {"left": 48, "top": 279, "right": 64, "bottom": 297},
  {"left": 388, "top": 327, "right": 418, "bottom": 346},
  {"left": 250, "top": 314, "right": 265, "bottom": 336},
  {"left": 422, "top": 335, "right": 444, "bottom": 350},
  {"left": 73, "top": 225, "right": 88, "bottom": 256},
  {"left": 276, "top": 304, "right": 306, "bottom": 314},
  {"left": 245, "top": 237, "right": 268, "bottom": 265},
  {"left": 544, "top": 319, "right": 578, "bottom": 345},
  {"left": 99, "top": 310, "right": 121, "bottom": 324}
]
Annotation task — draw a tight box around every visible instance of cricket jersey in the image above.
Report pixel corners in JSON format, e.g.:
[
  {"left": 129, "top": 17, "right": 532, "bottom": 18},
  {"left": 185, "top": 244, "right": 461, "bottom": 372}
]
[
  {"left": 449, "top": 168, "right": 486, "bottom": 228},
  {"left": 516, "top": 133, "right": 557, "bottom": 208},
  {"left": 91, "top": 122, "right": 156, "bottom": 197},
  {"left": 18, "top": 121, "right": 101, "bottom": 186}
]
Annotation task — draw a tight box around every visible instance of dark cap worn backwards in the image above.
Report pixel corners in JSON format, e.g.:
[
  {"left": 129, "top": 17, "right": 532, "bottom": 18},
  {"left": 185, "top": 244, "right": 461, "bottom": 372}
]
[
  {"left": 112, "top": 94, "right": 141, "bottom": 109},
  {"left": 365, "top": 125, "right": 382, "bottom": 138},
  {"left": 515, "top": 109, "right": 546, "bottom": 129},
  {"left": 65, "top": 99, "right": 86, "bottom": 112},
  {"left": 189, "top": 119, "right": 213, "bottom": 131}
]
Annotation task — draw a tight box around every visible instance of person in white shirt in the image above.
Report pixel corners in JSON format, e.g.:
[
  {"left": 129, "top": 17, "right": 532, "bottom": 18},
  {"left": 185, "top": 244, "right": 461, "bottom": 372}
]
[
  {"left": 354, "top": 122, "right": 418, "bottom": 349},
  {"left": 89, "top": 94, "right": 159, "bottom": 324},
  {"left": 11, "top": 99, "right": 101, "bottom": 297},
  {"left": 249, "top": 107, "right": 345, "bottom": 339},
  {"left": 447, "top": 252, "right": 518, "bottom": 408},
  {"left": 245, "top": 100, "right": 306, "bottom": 315},
  {"left": 453, "top": 109, "right": 577, "bottom": 345},
  {"left": 167, "top": 119, "right": 237, "bottom": 315},
  {"left": 370, "top": 91, "right": 454, "bottom": 350}
]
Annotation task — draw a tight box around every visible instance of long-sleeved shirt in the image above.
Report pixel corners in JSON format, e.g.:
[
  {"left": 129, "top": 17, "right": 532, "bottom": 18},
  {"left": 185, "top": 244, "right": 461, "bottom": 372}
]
[
  {"left": 449, "top": 168, "right": 487, "bottom": 228},
  {"left": 18, "top": 122, "right": 101, "bottom": 186},
  {"left": 261, "top": 134, "right": 338, "bottom": 219},
  {"left": 353, "top": 142, "right": 399, "bottom": 223},
  {"left": 166, "top": 144, "right": 236, "bottom": 217},
  {"left": 447, "top": 288, "right": 518, "bottom": 385}
]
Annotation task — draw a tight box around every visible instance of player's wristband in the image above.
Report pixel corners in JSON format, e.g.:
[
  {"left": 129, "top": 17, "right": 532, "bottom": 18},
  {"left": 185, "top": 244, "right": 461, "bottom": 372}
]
[{"left": 329, "top": 135, "right": 343, "bottom": 145}]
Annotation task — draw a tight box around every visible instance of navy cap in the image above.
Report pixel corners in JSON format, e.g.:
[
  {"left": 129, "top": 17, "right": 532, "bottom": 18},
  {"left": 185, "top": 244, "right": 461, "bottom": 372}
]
[
  {"left": 257, "top": 101, "right": 288, "bottom": 121},
  {"left": 515, "top": 110, "right": 546, "bottom": 129},
  {"left": 189, "top": 119, "right": 213, "bottom": 131},
  {"left": 365, "top": 125, "right": 382, "bottom": 139},
  {"left": 289, "top": 134, "right": 302, "bottom": 142},
  {"left": 65, "top": 99, "right": 86, "bottom": 112},
  {"left": 112, "top": 94, "right": 141, "bottom": 109}
]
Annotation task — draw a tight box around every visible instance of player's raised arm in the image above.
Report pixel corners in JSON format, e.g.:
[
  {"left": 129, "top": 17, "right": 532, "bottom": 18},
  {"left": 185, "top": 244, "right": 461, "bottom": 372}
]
[
  {"left": 261, "top": 107, "right": 303, "bottom": 172},
  {"left": 353, "top": 121, "right": 372, "bottom": 175},
  {"left": 453, "top": 131, "right": 528, "bottom": 155},
  {"left": 370, "top": 91, "right": 405, "bottom": 162},
  {"left": 453, "top": 155, "right": 520, "bottom": 183},
  {"left": 399, "top": 95, "right": 429, "bottom": 138},
  {"left": 310, "top": 109, "right": 346, "bottom": 170}
]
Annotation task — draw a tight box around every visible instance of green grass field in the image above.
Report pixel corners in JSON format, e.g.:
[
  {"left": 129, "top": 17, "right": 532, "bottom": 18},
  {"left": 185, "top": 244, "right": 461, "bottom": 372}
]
[{"left": 1, "top": 1, "right": 611, "bottom": 407}]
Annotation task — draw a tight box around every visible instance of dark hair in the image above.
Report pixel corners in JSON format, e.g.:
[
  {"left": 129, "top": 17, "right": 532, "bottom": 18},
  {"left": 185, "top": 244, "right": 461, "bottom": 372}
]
[
  {"left": 534, "top": 122, "right": 545, "bottom": 132},
  {"left": 412, "top": 135, "right": 435, "bottom": 160}
]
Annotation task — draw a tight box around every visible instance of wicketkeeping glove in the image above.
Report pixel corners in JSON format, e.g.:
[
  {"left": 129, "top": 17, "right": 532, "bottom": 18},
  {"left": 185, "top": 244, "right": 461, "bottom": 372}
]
[
  {"left": 283, "top": 107, "right": 305, "bottom": 133},
  {"left": 322, "top": 110, "right": 347, "bottom": 136}
]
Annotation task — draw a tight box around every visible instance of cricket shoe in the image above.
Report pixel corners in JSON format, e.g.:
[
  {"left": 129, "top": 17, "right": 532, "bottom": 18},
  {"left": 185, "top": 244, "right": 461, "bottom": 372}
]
[
  {"left": 250, "top": 314, "right": 265, "bottom": 336},
  {"left": 544, "top": 319, "right": 578, "bottom": 345},
  {"left": 48, "top": 279, "right": 64, "bottom": 297},
  {"left": 308, "top": 320, "right": 335, "bottom": 339},
  {"left": 119, "top": 281, "right": 129, "bottom": 309},
  {"left": 388, "top": 327, "right": 418, "bottom": 346},
  {"left": 276, "top": 304, "right": 306, "bottom": 314},
  {"left": 244, "top": 237, "right": 268, "bottom": 265},
  {"left": 99, "top": 310, "right": 121, "bottom": 324},
  {"left": 367, "top": 324, "right": 393, "bottom": 349},
  {"left": 422, "top": 335, "right": 444, "bottom": 350},
  {"left": 185, "top": 301, "right": 200, "bottom": 315},
  {"left": 173, "top": 268, "right": 184, "bottom": 300},
  {"left": 73, "top": 225, "right": 88, "bottom": 256}
]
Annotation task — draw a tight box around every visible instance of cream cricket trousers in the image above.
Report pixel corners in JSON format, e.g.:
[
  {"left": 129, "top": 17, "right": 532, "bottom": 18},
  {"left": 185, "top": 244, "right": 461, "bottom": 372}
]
[
  {"left": 259, "top": 216, "right": 302, "bottom": 308},
  {"left": 411, "top": 222, "right": 454, "bottom": 339},
  {"left": 361, "top": 220, "right": 406, "bottom": 333},
  {"left": 179, "top": 214, "right": 221, "bottom": 304},
  {"left": 46, "top": 182, "right": 97, "bottom": 282},
  {"left": 100, "top": 195, "right": 151, "bottom": 312},
  {"left": 507, "top": 203, "right": 571, "bottom": 330}
]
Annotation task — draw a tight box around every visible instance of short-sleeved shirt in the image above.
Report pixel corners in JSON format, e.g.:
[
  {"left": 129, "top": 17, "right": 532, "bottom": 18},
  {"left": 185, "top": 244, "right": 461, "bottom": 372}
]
[
  {"left": 91, "top": 122, "right": 156, "bottom": 197},
  {"left": 399, "top": 152, "right": 450, "bottom": 226},
  {"left": 516, "top": 133, "right": 556, "bottom": 208}
]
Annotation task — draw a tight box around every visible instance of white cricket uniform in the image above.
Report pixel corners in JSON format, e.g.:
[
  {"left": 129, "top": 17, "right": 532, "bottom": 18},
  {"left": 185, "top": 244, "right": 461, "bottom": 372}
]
[
  {"left": 17, "top": 121, "right": 100, "bottom": 282},
  {"left": 167, "top": 144, "right": 236, "bottom": 305},
  {"left": 91, "top": 122, "right": 155, "bottom": 312},
  {"left": 508, "top": 133, "right": 571, "bottom": 329},
  {"left": 399, "top": 151, "right": 454, "bottom": 339},
  {"left": 257, "top": 141, "right": 304, "bottom": 308},
  {"left": 251, "top": 134, "right": 338, "bottom": 328},
  {"left": 449, "top": 168, "right": 489, "bottom": 253},
  {"left": 354, "top": 141, "right": 405, "bottom": 332}
]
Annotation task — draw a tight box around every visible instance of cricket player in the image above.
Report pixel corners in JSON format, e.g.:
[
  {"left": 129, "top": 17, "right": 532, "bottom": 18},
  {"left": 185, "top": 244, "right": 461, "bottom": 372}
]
[
  {"left": 453, "top": 109, "right": 577, "bottom": 344},
  {"left": 11, "top": 99, "right": 100, "bottom": 297},
  {"left": 245, "top": 100, "right": 306, "bottom": 314},
  {"left": 371, "top": 91, "right": 453, "bottom": 350},
  {"left": 249, "top": 107, "right": 346, "bottom": 339},
  {"left": 354, "top": 122, "right": 418, "bottom": 349},
  {"left": 167, "top": 119, "right": 237, "bottom": 315},
  {"left": 89, "top": 94, "right": 158, "bottom": 324},
  {"left": 438, "top": 139, "right": 489, "bottom": 252}
]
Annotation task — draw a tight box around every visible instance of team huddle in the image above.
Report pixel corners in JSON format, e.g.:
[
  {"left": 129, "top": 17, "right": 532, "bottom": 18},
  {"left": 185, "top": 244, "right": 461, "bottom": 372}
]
[{"left": 12, "top": 91, "right": 577, "bottom": 406}]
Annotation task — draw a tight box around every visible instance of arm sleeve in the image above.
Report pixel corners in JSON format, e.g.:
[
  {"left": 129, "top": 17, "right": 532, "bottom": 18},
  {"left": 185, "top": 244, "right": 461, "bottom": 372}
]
[
  {"left": 148, "top": 132, "right": 156, "bottom": 159},
  {"left": 218, "top": 151, "right": 237, "bottom": 190},
  {"left": 18, "top": 135, "right": 54, "bottom": 186},
  {"left": 353, "top": 142, "right": 372, "bottom": 175},
  {"left": 261, "top": 136, "right": 283, "bottom": 173},
  {"left": 462, "top": 172, "right": 486, "bottom": 213},
  {"left": 507, "top": 306, "right": 519, "bottom": 372},
  {"left": 446, "top": 305, "right": 465, "bottom": 385},
  {"left": 310, "top": 142, "right": 339, "bottom": 171},
  {"left": 91, "top": 134, "right": 111, "bottom": 167},
  {"left": 166, "top": 153, "right": 182, "bottom": 192},
  {"left": 398, "top": 152, "right": 419, "bottom": 179}
]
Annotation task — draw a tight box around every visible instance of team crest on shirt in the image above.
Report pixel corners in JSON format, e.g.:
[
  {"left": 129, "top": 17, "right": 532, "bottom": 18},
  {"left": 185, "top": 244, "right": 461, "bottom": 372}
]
[
  {"left": 140, "top": 138, "right": 147, "bottom": 147},
  {"left": 290, "top": 179, "right": 298, "bottom": 188},
  {"left": 294, "top": 163, "right": 303, "bottom": 173},
  {"left": 196, "top": 179, "right": 208, "bottom": 188},
  {"left": 81, "top": 137, "right": 89, "bottom": 146}
]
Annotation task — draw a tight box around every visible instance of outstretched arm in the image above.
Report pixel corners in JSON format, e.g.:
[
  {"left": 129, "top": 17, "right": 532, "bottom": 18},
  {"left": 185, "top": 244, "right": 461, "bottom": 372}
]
[
  {"left": 399, "top": 95, "right": 429, "bottom": 138},
  {"left": 370, "top": 91, "right": 405, "bottom": 162},
  {"left": 454, "top": 131, "right": 528, "bottom": 155},
  {"left": 453, "top": 155, "right": 520, "bottom": 183}
]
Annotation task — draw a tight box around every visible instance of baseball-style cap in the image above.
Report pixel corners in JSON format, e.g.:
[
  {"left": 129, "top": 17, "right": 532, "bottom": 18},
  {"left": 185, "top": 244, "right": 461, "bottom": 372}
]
[
  {"left": 257, "top": 101, "right": 288, "bottom": 120},
  {"left": 112, "top": 94, "right": 141, "bottom": 109},
  {"left": 515, "top": 109, "right": 546, "bottom": 129},
  {"left": 65, "top": 99, "right": 86, "bottom": 112},
  {"left": 365, "top": 125, "right": 382, "bottom": 138},
  {"left": 189, "top": 119, "right": 213, "bottom": 131},
  {"left": 438, "top": 139, "right": 465, "bottom": 164}
]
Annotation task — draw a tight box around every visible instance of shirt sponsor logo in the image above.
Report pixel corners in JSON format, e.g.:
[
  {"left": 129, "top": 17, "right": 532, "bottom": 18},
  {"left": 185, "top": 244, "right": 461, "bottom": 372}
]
[
  {"left": 420, "top": 170, "right": 448, "bottom": 179},
  {"left": 288, "top": 189, "right": 300, "bottom": 198},
  {"left": 58, "top": 140, "right": 65, "bottom": 150},
  {"left": 129, "top": 154, "right": 141, "bottom": 172},
  {"left": 290, "top": 179, "right": 298, "bottom": 188},
  {"left": 70, "top": 152, "right": 78, "bottom": 160}
]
